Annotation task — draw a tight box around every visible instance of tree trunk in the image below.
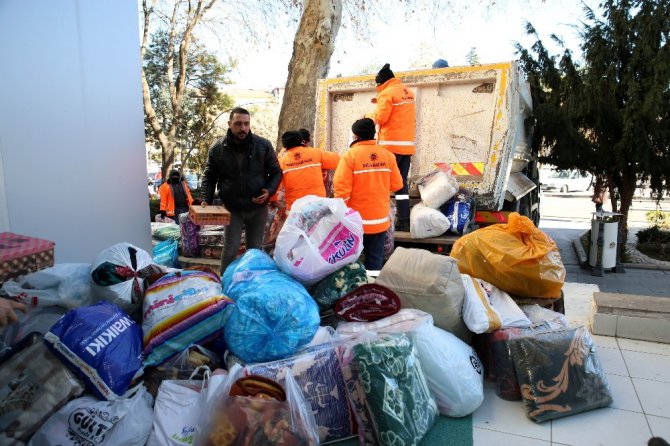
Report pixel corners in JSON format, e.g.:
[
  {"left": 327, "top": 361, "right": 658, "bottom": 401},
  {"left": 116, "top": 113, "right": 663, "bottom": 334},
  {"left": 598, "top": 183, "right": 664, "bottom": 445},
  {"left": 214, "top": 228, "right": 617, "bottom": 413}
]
[
  {"left": 276, "top": 0, "right": 342, "bottom": 150},
  {"left": 617, "top": 174, "right": 637, "bottom": 261}
]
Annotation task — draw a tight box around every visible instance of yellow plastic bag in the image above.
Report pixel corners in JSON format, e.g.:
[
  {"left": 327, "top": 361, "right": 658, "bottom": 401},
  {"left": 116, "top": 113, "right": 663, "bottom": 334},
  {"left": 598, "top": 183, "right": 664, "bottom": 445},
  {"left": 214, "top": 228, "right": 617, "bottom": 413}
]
[{"left": 450, "top": 213, "right": 565, "bottom": 298}]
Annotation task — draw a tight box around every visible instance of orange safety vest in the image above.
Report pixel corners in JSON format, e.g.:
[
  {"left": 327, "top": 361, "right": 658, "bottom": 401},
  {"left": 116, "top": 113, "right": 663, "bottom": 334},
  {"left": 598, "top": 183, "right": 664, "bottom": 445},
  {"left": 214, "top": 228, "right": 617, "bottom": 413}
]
[
  {"left": 159, "top": 181, "right": 193, "bottom": 216},
  {"left": 372, "top": 77, "right": 416, "bottom": 155},
  {"left": 333, "top": 140, "right": 404, "bottom": 234},
  {"left": 278, "top": 146, "right": 340, "bottom": 210}
]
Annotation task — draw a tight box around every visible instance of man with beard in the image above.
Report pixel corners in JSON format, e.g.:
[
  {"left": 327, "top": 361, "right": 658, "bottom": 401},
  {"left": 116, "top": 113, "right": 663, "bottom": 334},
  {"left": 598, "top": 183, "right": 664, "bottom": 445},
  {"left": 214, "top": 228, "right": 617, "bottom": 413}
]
[{"left": 201, "top": 107, "right": 283, "bottom": 274}]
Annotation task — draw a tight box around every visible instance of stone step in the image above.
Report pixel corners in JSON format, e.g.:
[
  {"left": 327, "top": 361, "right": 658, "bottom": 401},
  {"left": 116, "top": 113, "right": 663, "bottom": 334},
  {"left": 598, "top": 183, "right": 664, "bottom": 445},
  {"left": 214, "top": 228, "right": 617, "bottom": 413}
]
[{"left": 592, "top": 292, "right": 670, "bottom": 343}]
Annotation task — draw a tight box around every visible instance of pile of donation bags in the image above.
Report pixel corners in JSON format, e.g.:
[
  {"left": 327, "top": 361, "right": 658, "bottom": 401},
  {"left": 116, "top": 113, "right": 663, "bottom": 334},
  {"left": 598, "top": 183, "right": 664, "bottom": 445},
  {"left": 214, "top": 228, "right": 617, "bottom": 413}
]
[{"left": 0, "top": 197, "right": 611, "bottom": 445}]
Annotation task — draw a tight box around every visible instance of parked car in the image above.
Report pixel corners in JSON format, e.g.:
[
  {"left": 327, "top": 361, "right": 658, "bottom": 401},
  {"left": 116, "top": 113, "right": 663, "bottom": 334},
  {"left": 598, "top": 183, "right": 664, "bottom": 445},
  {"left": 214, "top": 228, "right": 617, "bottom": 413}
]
[
  {"left": 184, "top": 173, "right": 201, "bottom": 190},
  {"left": 540, "top": 169, "right": 592, "bottom": 193}
]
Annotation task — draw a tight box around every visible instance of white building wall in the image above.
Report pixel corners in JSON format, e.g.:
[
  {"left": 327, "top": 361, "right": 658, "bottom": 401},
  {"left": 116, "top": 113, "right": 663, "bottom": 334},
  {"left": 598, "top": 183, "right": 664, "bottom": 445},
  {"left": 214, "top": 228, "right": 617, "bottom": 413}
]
[{"left": 0, "top": 0, "right": 151, "bottom": 262}]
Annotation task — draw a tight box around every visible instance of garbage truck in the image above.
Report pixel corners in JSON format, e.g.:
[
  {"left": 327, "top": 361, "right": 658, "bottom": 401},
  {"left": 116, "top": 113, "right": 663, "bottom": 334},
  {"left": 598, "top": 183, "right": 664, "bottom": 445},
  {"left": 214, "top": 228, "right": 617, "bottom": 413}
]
[{"left": 313, "top": 61, "right": 539, "bottom": 252}]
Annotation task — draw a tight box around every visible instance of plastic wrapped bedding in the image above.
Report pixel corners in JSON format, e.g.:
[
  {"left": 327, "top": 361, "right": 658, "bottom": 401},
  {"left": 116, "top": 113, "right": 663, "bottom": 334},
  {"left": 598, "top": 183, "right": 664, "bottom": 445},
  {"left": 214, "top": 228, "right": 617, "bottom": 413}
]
[
  {"left": 510, "top": 326, "right": 612, "bottom": 422},
  {"left": 223, "top": 250, "right": 320, "bottom": 363}
]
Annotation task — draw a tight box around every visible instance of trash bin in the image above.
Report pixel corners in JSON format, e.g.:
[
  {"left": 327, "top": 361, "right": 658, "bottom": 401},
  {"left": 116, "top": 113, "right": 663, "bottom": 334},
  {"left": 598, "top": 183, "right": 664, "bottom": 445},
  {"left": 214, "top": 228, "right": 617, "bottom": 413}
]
[{"left": 589, "top": 211, "right": 622, "bottom": 269}]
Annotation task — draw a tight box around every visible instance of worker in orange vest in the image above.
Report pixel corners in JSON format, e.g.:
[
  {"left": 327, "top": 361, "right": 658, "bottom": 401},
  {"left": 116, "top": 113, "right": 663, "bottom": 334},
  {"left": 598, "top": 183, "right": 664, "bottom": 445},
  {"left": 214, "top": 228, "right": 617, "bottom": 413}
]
[
  {"left": 276, "top": 131, "right": 340, "bottom": 211},
  {"left": 334, "top": 118, "right": 403, "bottom": 271},
  {"left": 371, "top": 63, "right": 416, "bottom": 233},
  {"left": 159, "top": 169, "right": 193, "bottom": 223}
]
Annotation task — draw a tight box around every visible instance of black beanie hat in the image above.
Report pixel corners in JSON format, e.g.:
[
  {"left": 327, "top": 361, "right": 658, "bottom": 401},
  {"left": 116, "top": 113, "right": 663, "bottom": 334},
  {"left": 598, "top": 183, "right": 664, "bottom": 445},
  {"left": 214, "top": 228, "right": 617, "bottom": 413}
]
[
  {"left": 168, "top": 169, "right": 181, "bottom": 183},
  {"left": 375, "top": 63, "right": 394, "bottom": 85},
  {"left": 282, "top": 130, "right": 304, "bottom": 149},
  {"left": 351, "top": 118, "right": 376, "bottom": 140},
  {"left": 298, "top": 128, "right": 311, "bottom": 143}
]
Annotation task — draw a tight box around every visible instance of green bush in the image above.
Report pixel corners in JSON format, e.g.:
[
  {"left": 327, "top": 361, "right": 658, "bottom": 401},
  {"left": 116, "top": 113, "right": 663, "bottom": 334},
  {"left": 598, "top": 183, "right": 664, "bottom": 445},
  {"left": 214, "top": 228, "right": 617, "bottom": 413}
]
[
  {"left": 637, "top": 226, "right": 670, "bottom": 244},
  {"left": 149, "top": 197, "right": 160, "bottom": 222},
  {"left": 645, "top": 210, "right": 670, "bottom": 229}
]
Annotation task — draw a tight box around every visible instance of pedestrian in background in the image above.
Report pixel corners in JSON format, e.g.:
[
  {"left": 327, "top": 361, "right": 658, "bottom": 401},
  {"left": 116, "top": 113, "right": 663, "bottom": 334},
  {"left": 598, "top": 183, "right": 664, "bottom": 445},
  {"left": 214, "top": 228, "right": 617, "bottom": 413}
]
[{"left": 159, "top": 169, "right": 193, "bottom": 223}]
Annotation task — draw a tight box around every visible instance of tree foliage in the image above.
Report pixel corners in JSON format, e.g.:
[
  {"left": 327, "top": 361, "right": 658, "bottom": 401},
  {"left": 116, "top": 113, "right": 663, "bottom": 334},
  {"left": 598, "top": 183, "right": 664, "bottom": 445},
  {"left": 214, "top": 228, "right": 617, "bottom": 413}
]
[
  {"left": 143, "top": 28, "right": 234, "bottom": 173},
  {"left": 466, "top": 47, "right": 480, "bottom": 66},
  {"left": 516, "top": 0, "right": 670, "bottom": 239}
]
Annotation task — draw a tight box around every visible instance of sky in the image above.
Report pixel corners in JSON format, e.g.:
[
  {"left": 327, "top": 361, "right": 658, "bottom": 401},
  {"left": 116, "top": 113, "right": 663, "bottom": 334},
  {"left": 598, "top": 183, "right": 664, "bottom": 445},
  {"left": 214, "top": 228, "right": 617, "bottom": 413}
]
[{"left": 211, "top": 0, "right": 601, "bottom": 90}]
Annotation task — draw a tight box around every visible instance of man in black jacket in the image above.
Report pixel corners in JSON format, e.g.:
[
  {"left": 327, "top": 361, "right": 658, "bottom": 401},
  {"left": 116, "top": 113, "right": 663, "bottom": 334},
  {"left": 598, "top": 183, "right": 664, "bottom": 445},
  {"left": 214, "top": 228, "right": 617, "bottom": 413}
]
[{"left": 201, "top": 107, "right": 283, "bottom": 274}]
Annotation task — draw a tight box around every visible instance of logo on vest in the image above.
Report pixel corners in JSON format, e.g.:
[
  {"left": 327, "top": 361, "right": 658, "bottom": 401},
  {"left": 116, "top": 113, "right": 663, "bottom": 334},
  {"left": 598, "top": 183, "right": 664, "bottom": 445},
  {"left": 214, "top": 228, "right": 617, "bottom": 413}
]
[
  {"left": 67, "top": 407, "right": 119, "bottom": 445},
  {"left": 293, "top": 152, "right": 301, "bottom": 160},
  {"left": 370, "top": 153, "right": 378, "bottom": 161}
]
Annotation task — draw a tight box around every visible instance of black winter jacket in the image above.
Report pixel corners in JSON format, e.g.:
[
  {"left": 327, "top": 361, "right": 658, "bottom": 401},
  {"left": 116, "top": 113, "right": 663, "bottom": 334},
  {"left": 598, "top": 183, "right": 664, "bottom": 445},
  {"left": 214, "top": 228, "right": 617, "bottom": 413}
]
[{"left": 202, "top": 130, "right": 283, "bottom": 211}]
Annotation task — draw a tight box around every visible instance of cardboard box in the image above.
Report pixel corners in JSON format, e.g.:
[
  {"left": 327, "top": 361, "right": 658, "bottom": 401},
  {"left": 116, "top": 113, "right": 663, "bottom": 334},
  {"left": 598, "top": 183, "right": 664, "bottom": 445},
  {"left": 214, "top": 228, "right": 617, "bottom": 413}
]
[
  {"left": 0, "top": 232, "right": 55, "bottom": 284},
  {"left": 189, "top": 205, "right": 231, "bottom": 226}
]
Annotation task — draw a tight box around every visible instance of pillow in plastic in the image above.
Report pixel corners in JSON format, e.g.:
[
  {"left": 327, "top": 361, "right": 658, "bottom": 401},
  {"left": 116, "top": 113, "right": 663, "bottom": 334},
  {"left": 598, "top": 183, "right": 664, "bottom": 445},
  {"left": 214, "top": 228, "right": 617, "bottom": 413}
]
[
  {"left": 142, "top": 269, "right": 234, "bottom": 367},
  {"left": 90, "top": 242, "right": 163, "bottom": 313},
  {"left": 441, "top": 198, "right": 472, "bottom": 235},
  {"left": 29, "top": 385, "right": 153, "bottom": 446},
  {"left": 417, "top": 168, "right": 458, "bottom": 209},
  {"left": 222, "top": 249, "right": 278, "bottom": 298},
  {"left": 153, "top": 238, "right": 179, "bottom": 268},
  {"left": 44, "top": 300, "right": 143, "bottom": 400},
  {"left": 274, "top": 196, "right": 363, "bottom": 286},
  {"left": 224, "top": 251, "right": 319, "bottom": 363},
  {"left": 179, "top": 213, "right": 201, "bottom": 257},
  {"left": 410, "top": 202, "right": 450, "bottom": 238}
]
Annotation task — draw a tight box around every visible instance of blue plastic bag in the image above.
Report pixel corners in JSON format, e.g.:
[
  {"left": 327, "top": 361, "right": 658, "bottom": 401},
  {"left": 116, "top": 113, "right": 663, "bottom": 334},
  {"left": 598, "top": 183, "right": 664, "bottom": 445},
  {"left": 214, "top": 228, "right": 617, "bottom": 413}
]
[
  {"left": 441, "top": 198, "right": 472, "bottom": 235},
  {"left": 153, "top": 239, "right": 179, "bottom": 268},
  {"left": 44, "top": 300, "right": 144, "bottom": 400},
  {"left": 222, "top": 248, "right": 280, "bottom": 299},
  {"left": 224, "top": 249, "right": 320, "bottom": 363}
]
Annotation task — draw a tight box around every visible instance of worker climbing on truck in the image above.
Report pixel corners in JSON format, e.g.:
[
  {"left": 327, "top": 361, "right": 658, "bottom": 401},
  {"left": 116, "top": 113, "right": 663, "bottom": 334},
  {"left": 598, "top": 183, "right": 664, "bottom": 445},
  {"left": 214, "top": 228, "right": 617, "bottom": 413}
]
[{"left": 370, "top": 63, "right": 416, "bottom": 233}]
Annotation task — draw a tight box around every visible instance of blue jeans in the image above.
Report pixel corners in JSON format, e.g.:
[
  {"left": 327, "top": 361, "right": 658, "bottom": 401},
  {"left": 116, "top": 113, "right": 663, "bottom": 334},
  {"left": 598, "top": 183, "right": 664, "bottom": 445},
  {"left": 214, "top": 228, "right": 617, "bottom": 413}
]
[
  {"left": 394, "top": 154, "right": 412, "bottom": 222},
  {"left": 220, "top": 206, "right": 268, "bottom": 275},
  {"left": 363, "top": 231, "right": 387, "bottom": 271}
]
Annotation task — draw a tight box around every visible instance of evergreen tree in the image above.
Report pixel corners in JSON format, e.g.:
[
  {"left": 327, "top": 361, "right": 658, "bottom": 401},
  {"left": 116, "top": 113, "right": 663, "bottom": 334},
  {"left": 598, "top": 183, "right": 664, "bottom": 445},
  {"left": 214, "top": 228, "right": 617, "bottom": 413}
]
[
  {"left": 466, "top": 47, "right": 480, "bottom": 66},
  {"left": 516, "top": 0, "right": 670, "bottom": 243}
]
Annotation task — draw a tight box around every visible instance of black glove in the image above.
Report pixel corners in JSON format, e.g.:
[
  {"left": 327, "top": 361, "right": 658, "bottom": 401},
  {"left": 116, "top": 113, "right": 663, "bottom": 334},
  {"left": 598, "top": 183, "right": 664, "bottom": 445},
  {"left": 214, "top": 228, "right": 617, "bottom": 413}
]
[{"left": 160, "top": 210, "right": 167, "bottom": 219}]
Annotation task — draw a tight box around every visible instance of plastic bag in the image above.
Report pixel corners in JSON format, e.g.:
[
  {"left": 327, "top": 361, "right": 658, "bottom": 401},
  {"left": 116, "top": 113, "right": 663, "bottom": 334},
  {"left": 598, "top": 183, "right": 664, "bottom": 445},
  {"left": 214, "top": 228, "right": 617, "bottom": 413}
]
[
  {"left": 384, "top": 198, "right": 396, "bottom": 259},
  {"left": 413, "top": 323, "right": 484, "bottom": 417},
  {"left": 510, "top": 326, "right": 612, "bottom": 422},
  {"left": 194, "top": 365, "right": 319, "bottom": 446},
  {"left": 0, "top": 334, "right": 85, "bottom": 444},
  {"left": 451, "top": 212, "right": 566, "bottom": 298},
  {"left": 441, "top": 195, "right": 473, "bottom": 235},
  {"left": 0, "top": 305, "right": 67, "bottom": 350},
  {"left": 44, "top": 301, "right": 144, "bottom": 400},
  {"left": 417, "top": 167, "right": 458, "bottom": 209},
  {"left": 376, "top": 247, "right": 471, "bottom": 342},
  {"left": 142, "top": 269, "right": 234, "bottom": 367},
  {"left": 334, "top": 283, "right": 401, "bottom": 322},
  {"left": 461, "top": 274, "right": 502, "bottom": 334},
  {"left": 1, "top": 263, "right": 93, "bottom": 309},
  {"left": 472, "top": 277, "right": 532, "bottom": 330},
  {"left": 29, "top": 385, "right": 153, "bottom": 446},
  {"left": 144, "top": 345, "right": 220, "bottom": 398},
  {"left": 521, "top": 304, "right": 569, "bottom": 327},
  {"left": 223, "top": 250, "right": 320, "bottom": 364},
  {"left": 339, "top": 333, "right": 438, "bottom": 446},
  {"left": 335, "top": 308, "right": 434, "bottom": 338},
  {"left": 153, "top": 238, "right": 179, "bottom": 268},
  {"left": 311, "top": 260, "right": 367, "bottom": 310},
  {"left": 274, "top": 196, "right": 364, "bottom": 286},
  {"left": 410, "top": 202, "right": 450, "bottom": 238},
  {"left": 90, "top": 242, "right": 163, "bottom": 313},
  {"left": 147, "top": 367, "right": 210, "bottom": 446}
]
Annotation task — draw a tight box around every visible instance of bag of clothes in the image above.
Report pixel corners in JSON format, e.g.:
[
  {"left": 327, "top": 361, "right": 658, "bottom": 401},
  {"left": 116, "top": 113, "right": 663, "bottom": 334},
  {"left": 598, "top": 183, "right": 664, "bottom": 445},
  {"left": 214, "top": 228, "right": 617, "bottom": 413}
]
[
  {"left": 417, "top": 167, "right": 458, "bottom": 209},
  {"left": 44, "top": 301, "right": 143, "bottom": 400},
  {"left": 179, "top": 213, "right": 201, "bottom": 257},
  {"left": 311, "top": 261, "right": 367, "bottom": 311},
  {"left": 153, "top": 239, "right": 179, "bottom": 268},
  {"left": 410, "top": 202, "right": 450, "bottom": 238},
  {"left": 274, "top": 196, "right": 364, "bottom": 286}
]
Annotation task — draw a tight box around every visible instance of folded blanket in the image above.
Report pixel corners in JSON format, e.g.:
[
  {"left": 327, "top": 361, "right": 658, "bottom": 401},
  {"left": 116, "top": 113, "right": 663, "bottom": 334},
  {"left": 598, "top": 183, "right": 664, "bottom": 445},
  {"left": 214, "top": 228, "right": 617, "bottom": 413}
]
[{"left": 334, "top": 284, "right": 401, "bottom": 322}]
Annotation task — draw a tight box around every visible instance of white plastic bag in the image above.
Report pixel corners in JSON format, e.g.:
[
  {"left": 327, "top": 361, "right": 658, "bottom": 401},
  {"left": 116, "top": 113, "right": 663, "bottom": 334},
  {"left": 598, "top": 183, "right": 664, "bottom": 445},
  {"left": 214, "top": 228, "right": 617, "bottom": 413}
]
[
  {"left": 461, "top": 274, "right": 502, "bottom": 334},
  {"left": 410, "top": 202, "right": 450, "bottom": 238},
  {"left": 417, "top": 168, "right": 458, "bottom": 209},
  {"left": 413, "top": 323, "right": 484, "bottom": 417},
  {"left": 29, "top": 385, "right": 154, "bottom": 446},
  {"left": 90, "top": 242, "right": 163, "bottom": 313},
  {"left": 1, "top": 263, "right": 93, "bottom": 309},
  {"left": 147, "top": 367, "right": 210, "bottom": 446},
  {"left": 481, "top": 280, "right": 533, "bottom": 328},
  {"left": 274, "top": 196, "right": 364, "bottom": 286}
]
